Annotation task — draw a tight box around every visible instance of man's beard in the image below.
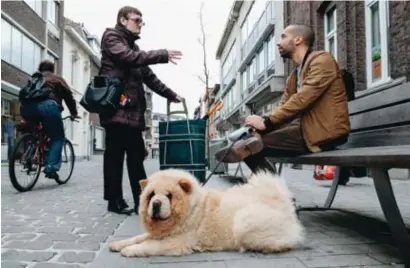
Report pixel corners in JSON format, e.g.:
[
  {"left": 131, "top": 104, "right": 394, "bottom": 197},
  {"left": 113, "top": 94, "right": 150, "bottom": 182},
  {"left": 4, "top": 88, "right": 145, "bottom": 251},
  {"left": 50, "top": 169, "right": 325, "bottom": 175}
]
[{"left": 280, "top": 50, "right": 292, "bottom": 59}]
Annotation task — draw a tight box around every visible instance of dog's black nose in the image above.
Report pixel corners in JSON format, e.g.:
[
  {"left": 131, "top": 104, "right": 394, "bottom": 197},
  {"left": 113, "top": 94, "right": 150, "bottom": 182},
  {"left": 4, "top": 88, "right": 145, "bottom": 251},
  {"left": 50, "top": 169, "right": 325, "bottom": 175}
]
[{"left": 152, "top": 200, "right": 161, "bottom": 215}]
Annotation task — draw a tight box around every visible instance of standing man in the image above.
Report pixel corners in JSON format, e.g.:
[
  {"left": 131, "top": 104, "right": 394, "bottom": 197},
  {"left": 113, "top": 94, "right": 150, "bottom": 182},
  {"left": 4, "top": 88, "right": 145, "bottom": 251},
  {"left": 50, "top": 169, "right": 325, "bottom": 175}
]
[
  {"left": 100, "top": 6, "right": 183, "bottom": 215},
  {"left": 215, "top": 24, "right": 350, "bottom": 173}
]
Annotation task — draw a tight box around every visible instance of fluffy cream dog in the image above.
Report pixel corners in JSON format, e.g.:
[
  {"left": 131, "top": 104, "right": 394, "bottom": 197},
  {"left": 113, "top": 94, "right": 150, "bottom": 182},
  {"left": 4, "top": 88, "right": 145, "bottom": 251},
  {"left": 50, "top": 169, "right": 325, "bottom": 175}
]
[{"left": 109, "top": 169, "right": 305, "bottom": 257}]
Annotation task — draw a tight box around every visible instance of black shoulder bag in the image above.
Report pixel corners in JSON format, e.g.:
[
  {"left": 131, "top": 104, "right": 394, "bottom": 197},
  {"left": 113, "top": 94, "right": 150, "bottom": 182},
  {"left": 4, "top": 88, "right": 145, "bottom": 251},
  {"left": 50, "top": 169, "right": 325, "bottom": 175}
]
[{"left": 80, "top": 32, "right": 128, "bottom": 116}]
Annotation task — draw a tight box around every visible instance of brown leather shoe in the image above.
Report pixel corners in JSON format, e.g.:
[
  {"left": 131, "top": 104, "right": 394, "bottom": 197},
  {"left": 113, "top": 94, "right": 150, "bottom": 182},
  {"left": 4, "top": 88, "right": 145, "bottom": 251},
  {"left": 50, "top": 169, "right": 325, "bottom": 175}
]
[{"left": 214, "top": 136, "right": 263, "bottom": 163}]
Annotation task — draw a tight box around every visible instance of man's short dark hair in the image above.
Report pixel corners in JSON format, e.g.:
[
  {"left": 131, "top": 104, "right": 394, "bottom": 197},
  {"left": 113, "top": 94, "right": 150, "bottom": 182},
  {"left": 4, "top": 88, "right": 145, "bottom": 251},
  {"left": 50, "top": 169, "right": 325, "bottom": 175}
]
[
  {"left": 292, "top": 24, "right": 315, "bottom": 47},
  {"left": 117, "top": 6, "right": 142, "bottom": 25},
  {"left": 38, "top": 60, "right": 55, "bottom": 73}
]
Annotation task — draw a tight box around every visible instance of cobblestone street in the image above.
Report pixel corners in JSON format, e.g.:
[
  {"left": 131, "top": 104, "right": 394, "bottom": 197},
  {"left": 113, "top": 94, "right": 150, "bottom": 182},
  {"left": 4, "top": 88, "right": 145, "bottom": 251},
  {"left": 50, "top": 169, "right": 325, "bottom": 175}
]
[{"left": 1, "top": 157, "right": 409, "bottom": 267}]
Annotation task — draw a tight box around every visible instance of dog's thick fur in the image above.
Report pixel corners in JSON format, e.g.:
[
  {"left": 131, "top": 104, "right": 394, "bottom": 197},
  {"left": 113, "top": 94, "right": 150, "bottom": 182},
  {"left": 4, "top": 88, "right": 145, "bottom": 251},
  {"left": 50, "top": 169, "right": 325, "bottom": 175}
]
[{"left": 109, "top": 169, "right": 305, "bottom": 257}]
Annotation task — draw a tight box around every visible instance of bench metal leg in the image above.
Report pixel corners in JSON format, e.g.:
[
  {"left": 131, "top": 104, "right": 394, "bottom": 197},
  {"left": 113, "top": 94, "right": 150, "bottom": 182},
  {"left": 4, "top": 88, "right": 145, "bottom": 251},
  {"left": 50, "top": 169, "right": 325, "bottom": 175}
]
[
  {"left": 371, "top": 168, "right": 410, "bottom": 267},
  {"left": 297, "top": 166, "right": 342, "bottom": 212}
]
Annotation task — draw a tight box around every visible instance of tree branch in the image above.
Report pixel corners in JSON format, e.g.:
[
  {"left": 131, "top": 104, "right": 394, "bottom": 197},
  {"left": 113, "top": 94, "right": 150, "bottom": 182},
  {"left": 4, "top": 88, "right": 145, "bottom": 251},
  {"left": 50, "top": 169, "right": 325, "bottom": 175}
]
[{"left": 197, "top": 1, "right": 210, "bottom": 89}]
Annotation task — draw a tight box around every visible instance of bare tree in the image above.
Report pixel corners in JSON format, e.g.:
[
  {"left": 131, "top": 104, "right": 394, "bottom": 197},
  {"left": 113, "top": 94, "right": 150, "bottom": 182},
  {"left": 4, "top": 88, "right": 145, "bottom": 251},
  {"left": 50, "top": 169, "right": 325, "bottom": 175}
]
[{"left": 197, "top": 1, "right": 210, "bottom": 90}]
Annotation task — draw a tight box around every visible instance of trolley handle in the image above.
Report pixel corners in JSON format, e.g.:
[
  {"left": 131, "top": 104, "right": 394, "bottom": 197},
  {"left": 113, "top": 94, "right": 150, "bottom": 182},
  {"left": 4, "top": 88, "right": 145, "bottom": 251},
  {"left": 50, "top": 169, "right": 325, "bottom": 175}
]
[{"left": 167, "top": 98, "right": 188, "bottom": 118}]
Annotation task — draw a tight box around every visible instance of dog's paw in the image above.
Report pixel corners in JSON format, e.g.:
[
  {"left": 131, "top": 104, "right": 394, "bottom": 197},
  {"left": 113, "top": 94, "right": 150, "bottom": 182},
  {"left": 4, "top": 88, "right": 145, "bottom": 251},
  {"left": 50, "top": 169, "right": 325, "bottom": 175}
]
[
  {"left": 109, "top": 241, "right": 125, "bottom": 252},
  {"left": 120, "top": 245, "right": 141, "bottom": 257}
]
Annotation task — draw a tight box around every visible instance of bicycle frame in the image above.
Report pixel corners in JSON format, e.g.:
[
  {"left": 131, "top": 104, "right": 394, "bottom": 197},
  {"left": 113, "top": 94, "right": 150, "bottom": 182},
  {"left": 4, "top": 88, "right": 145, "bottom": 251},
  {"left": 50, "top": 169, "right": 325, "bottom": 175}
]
[{"left": 19, "top": 116, "right": 75, "bottom": 167}]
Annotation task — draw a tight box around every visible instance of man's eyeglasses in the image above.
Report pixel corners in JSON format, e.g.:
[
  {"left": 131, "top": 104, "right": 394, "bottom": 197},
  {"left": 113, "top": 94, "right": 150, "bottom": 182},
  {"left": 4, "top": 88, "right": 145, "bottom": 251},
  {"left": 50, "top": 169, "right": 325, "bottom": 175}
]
[{"left": 129, "top": 17, "right": 145, "bottom": 26}]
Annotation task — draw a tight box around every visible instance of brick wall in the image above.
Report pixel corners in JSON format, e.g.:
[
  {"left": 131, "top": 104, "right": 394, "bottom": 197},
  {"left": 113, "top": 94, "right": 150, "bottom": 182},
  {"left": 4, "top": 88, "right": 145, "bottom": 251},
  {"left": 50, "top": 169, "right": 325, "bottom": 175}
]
[
  {"left": 1, "top": 1, "right": 46, "bottom": 43},
  {"left": 389, "top": 1, "right": 410, "bottom": 81},
  {"left": 1, "top": 61, "right": 30, "bottom": 88},
  {"left": 283, "top": 0, "right": 409, "bottom": 91}
]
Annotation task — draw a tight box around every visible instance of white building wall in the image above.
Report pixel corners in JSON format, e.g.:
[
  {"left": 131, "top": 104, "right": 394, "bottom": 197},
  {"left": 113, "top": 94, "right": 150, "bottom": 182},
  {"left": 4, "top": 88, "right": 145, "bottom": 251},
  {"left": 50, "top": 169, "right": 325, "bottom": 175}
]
[{"left": 61, "top": 31, "right": 91, "bottom": 160}]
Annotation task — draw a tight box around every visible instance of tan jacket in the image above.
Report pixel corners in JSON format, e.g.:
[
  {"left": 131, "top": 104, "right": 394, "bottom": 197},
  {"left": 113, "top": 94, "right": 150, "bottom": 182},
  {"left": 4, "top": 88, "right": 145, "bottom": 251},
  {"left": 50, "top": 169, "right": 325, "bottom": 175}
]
[{"left": 269, "top": 51, "right": 350, "bottom": 152}]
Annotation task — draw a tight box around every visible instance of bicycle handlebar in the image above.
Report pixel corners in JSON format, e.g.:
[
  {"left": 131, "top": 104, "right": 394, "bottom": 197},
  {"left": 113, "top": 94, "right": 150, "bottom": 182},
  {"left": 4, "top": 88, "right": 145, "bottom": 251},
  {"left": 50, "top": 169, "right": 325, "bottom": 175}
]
[{"left": 62, "top": 116, "right": 80, "bottom": 122}]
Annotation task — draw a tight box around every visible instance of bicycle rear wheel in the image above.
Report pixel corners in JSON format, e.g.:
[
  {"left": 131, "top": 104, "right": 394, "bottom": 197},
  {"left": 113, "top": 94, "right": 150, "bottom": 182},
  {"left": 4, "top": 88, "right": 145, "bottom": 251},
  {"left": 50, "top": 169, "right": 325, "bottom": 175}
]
[
  {"left": 54, "top": 138, "right": 75, "bottom": 185},
  {"left": 9, "top": 133, "right": 42, "bottom": 192}
]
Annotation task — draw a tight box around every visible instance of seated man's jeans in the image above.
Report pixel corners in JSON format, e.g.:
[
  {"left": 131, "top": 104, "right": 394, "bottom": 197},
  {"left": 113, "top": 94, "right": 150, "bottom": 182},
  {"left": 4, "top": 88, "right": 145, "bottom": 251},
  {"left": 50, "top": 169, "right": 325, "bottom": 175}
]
[{"left": 20, "top": 99, "right": 65, "bottom": 173}]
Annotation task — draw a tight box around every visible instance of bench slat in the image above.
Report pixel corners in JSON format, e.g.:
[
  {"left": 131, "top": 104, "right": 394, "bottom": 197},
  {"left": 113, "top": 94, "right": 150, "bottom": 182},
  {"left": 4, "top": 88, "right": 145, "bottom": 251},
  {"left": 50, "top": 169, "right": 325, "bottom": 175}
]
[
  {"left": 348, "top": 82, "right": 410, "bottom": 115},
  {"left": 269, "top": 145, "right": 410, "bottom": 169},
  {"left": 342, "top": 125, "right": 410, "bottom": 148},
  {"left": 349, "top": 101, "right": 410, "bottom": 131}
]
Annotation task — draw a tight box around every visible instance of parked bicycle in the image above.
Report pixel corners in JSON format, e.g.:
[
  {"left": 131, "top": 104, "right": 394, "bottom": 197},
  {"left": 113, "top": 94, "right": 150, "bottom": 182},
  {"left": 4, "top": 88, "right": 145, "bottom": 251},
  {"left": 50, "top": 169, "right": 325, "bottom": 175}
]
[{"left": 8, "top": 116, "right": 78, "bottom": 192}]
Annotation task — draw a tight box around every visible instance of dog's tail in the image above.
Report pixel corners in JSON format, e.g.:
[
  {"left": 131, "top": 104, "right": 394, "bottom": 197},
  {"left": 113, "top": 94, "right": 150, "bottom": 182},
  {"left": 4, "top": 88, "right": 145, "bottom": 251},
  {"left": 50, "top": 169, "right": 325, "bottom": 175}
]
[{"left": 247, "top": 171, "right": 294, "bottom": 204}]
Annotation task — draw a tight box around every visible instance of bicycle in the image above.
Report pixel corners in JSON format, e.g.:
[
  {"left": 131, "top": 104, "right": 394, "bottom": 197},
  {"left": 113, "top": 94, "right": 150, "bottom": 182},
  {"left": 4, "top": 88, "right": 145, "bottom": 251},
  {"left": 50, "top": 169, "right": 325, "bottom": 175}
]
[{"left": 8, "top": 116, "right": 78, "bottom": 192}]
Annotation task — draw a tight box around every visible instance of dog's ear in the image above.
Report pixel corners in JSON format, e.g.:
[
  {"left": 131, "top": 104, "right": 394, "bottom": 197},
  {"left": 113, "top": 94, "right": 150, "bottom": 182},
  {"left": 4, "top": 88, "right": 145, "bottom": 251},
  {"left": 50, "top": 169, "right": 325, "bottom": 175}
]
[
  {"left": 140, "top": 179, "right": 148, "bottom": 191},
  {"left": 179, "top": 179, "right": 192, "bottom": 194}
]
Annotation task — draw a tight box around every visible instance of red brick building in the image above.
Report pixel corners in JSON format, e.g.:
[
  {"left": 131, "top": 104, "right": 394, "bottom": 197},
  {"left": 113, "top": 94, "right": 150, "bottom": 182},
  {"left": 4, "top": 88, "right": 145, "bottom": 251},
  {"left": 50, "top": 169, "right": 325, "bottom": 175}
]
[{"left": 284, "top": 1, "right": 410, "bottom": 93}]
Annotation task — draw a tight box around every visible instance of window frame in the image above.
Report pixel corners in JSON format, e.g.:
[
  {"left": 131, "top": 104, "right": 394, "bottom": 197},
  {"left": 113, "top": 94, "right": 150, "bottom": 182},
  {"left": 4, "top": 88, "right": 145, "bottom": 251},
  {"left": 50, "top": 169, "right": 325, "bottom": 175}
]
[
  {"left": 365, "top": 0, "right": 390, "bottom": 87},
  {"left": 324, "top": 6, "right": 337, "bottom": 60}
]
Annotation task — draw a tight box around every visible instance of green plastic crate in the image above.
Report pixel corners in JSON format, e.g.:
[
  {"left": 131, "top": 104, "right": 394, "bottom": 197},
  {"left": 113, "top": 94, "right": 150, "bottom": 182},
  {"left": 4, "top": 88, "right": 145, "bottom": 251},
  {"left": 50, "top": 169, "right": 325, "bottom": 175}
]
[{"left": 158, "top": 101, "right": 207, "bottom": 182}]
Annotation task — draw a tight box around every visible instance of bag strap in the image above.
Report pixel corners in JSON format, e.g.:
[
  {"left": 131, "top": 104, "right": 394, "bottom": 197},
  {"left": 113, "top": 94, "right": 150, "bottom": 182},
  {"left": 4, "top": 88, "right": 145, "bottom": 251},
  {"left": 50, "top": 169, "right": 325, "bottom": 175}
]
[{"left": 98, "top": 30, "right": 131, "bottom": 80}]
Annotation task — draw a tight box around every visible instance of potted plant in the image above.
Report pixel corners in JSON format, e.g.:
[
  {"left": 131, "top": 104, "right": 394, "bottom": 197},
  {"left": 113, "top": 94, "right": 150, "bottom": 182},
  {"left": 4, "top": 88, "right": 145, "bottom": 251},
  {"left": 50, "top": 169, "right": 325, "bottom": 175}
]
[{"left": 372, "top": 47, "right": 382, "bottom": 79}]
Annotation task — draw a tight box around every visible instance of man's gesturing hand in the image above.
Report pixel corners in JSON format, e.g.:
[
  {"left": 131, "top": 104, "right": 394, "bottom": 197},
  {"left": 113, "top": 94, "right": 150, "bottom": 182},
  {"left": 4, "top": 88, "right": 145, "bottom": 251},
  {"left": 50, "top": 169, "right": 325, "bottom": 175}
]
[{"left": 167, "top": 50, "right": 182, "bottom": 64}]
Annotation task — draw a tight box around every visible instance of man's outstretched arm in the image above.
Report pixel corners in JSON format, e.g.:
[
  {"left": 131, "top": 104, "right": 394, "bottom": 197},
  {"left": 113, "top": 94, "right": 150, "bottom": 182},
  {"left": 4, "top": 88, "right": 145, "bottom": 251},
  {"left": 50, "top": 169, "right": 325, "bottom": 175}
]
[{"left": 142, "top": 66, "right": 179, "bottom": 101}]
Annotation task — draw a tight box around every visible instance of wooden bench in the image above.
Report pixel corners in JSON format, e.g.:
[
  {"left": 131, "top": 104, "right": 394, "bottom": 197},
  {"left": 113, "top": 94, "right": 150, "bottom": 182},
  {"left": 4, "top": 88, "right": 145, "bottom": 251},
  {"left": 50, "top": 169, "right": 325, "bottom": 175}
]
[{"left": 267, "top": 82, "right": 410, "bottom": 266}]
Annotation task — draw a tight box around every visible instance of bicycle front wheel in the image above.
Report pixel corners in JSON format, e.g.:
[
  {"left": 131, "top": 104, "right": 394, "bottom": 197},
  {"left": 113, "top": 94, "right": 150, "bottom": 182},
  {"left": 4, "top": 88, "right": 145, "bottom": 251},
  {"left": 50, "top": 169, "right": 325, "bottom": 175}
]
[
  {"left": 54, "top": 138, "right": 75, "bottom": 185},
  {"left": 9, "top": 133, "right": 42, "bottom": 192}
]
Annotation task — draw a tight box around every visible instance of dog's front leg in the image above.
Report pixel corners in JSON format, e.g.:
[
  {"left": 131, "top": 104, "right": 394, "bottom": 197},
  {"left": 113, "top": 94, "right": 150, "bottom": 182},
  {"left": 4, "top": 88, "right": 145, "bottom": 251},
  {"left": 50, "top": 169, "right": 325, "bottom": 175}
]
[
  {"left": 109, "top": 233, "right": 150, "bottom": 252},
  {"left": 120, "top": 236, "right": 191, "bottom": 257}
]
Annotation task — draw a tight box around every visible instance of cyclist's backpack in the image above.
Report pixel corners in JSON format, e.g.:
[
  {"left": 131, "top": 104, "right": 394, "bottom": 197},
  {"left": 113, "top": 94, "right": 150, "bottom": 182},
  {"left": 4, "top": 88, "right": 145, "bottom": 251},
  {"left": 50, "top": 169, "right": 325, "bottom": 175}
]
[
  {"left": 19, "top": 72, "right": 51, "bottom": 104},
  {"left": 340, "top": 69, "right": 355, "bottom": 101}
]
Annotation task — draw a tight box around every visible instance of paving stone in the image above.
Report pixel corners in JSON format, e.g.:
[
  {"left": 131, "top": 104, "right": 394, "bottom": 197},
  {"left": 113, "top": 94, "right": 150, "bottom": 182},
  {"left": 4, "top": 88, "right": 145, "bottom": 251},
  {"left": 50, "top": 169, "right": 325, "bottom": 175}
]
[
  {"left": 2, "top": 250, "right": 56, "bottom": 262},
  {"left": 32, "top": 263, "right": 83, "bottom": 268},
  {"left": 37, "top": 227, "right": 74, "bottom": 234},
  {"left": 3, "top": 239, "right": 53, "bottom": 250},
  {"left": 57, "top": 252, "right": 96, "bottom": 263},
  {"left": 2, "top": 227, "right": 37, "bottom": 233},
  {"left": 149, "top": 253, "right": 213, "bottom": 263},
  {"left": 53, "top": 241, "right": 101, "bottom": 251},
  {"left": 90, "top": 251, "right": 149, "bottom": 268},
  {"left": 112, "top": 216, "right": 144, "bottom": 236},
  {"left": 150, "top": 261, "right": 228, "bottom": 268},
  {"left": 77, "top": 235, "right": 107, "bottom": 243},
  {"left": 1, "top": 261, "right": 28, "bottom": 268},
  {"left": 74, "top": 227, "right": 115, "bottom": 236},
  {"left": 2, "top": 234, "right": 37, "bottom": 241},
  {"left": 225, "top": 258, "right": 306, "bottom": 268},
  {"left": 369, "top": 253, "right": 404, "bottom": 265},
  {"left": 37, "top": 234, "right": 80, "bottom": 242},
  {"left": 299, "top": 254, "right": 382, "bottom": 267}
]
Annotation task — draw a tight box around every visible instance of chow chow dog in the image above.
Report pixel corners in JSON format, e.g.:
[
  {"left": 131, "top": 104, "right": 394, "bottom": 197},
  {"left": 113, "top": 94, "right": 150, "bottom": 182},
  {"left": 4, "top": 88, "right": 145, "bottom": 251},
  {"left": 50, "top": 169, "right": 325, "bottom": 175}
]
[{"left": 109, "top": 169, "right": 304, "bottom": 257}]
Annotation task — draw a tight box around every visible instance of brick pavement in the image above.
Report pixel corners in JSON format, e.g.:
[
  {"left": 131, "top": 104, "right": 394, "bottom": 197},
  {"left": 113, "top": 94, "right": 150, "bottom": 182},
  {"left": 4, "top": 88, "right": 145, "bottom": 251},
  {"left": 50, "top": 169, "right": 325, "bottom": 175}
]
[{"left": 2, "top": 157, "right": 408, "bottom": 267}]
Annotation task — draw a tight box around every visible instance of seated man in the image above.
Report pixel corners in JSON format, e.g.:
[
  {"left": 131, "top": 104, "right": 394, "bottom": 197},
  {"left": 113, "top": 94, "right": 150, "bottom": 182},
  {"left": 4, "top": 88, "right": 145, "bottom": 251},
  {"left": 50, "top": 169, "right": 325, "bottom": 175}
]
[{"left": 215, "top": 24, "right": 350, "bottom": 174}]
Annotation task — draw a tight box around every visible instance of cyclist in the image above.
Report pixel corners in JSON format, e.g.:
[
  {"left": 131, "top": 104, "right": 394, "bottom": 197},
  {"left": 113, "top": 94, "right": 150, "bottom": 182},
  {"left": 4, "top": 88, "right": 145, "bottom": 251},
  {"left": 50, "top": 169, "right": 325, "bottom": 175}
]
[{"left": 19, "top": 60, "right": 79, "bottom": 180}]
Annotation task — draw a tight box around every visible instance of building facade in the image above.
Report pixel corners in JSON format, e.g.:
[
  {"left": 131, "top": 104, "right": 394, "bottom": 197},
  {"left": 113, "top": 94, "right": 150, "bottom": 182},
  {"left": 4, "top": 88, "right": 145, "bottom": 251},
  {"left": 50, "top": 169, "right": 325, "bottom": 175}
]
[
  {"left": 214, "top": 0, "right": 285, "bottom": 137},
  {"left": 62, "top": 17, "right": 102, "bottom": 160},
  {"left": 284, "top": 1, "right": 410, "bottom": 91},
  {"left": 1, "top": 0, "right": 65, "bottom": 161}
]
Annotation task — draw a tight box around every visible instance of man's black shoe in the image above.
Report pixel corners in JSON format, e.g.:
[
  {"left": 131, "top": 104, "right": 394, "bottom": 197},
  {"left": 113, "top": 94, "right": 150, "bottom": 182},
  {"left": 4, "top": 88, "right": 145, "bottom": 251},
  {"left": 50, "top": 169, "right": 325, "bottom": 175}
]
[
  {"left": 118, "top": 199, "right": 129, "bottom": 209},
  {"left": 107, "top": 200, "right": 133, "bottom": 215},
  {"left": 44, "top": 170, "right": 59, "bottom": 180}
]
